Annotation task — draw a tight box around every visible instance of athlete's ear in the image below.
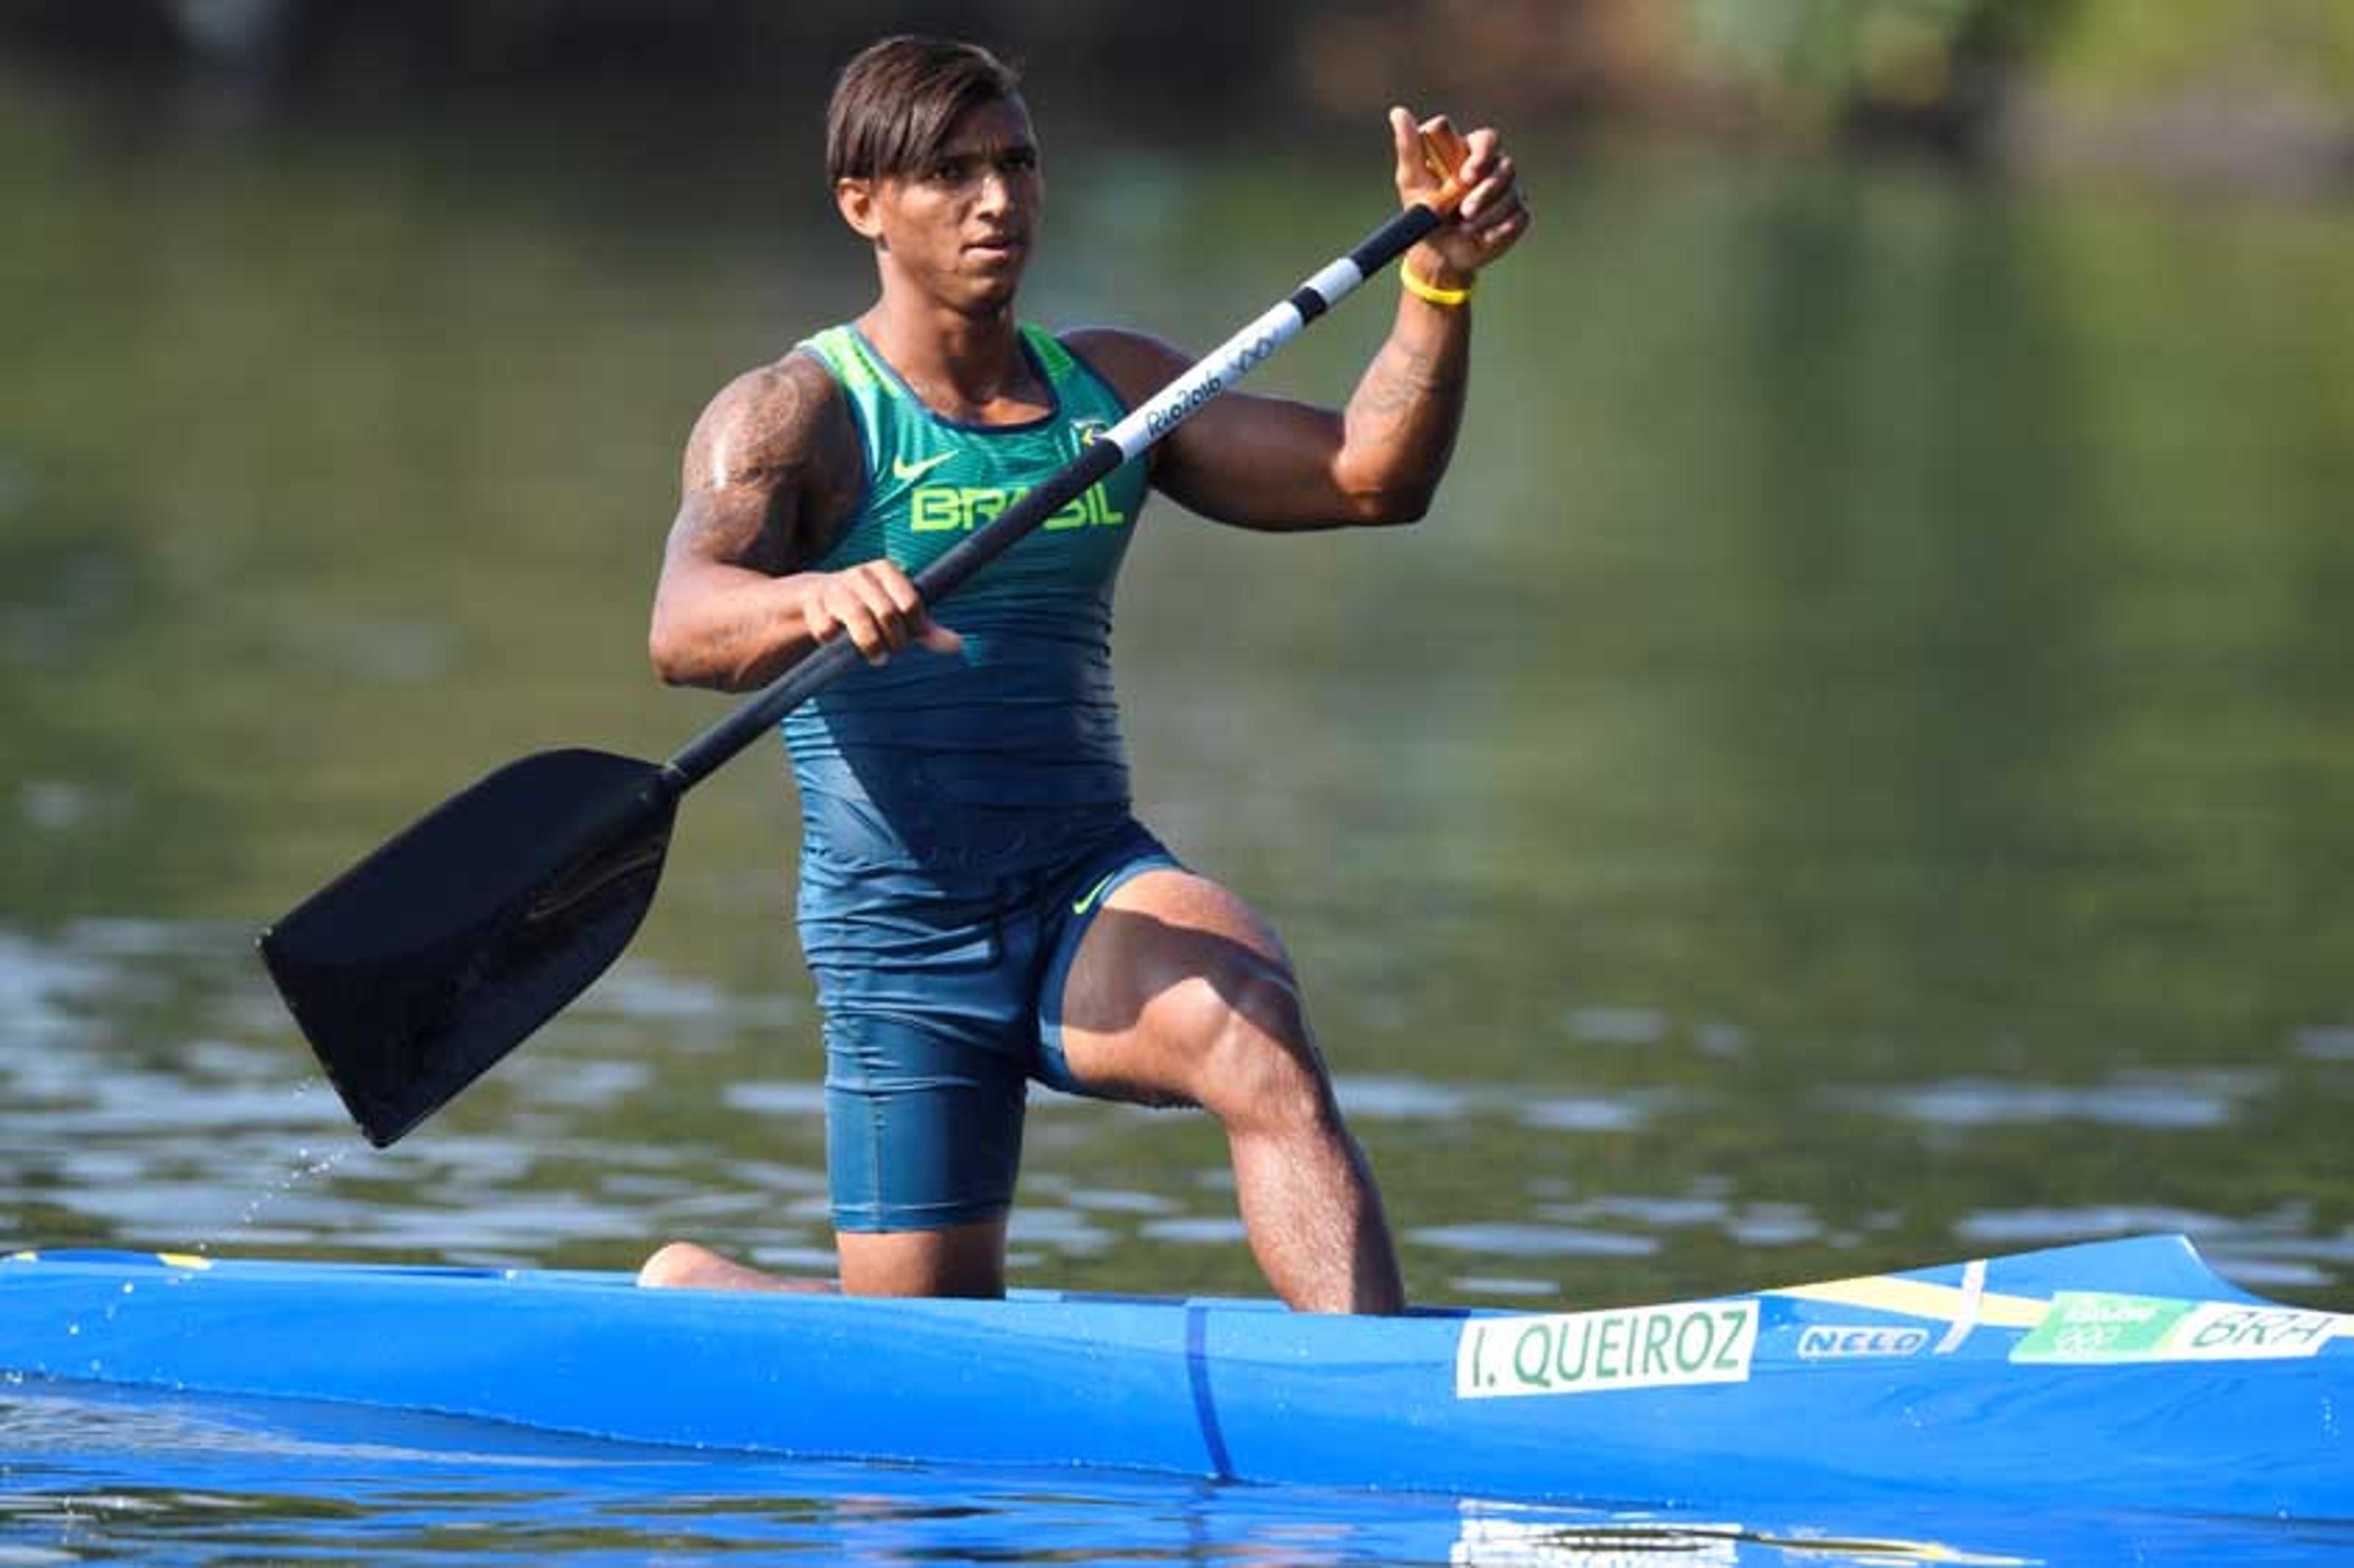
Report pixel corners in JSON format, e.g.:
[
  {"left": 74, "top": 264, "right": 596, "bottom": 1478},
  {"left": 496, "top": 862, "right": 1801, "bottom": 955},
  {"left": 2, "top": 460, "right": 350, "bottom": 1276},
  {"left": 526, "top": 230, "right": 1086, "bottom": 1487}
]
[{"left": 835, "top": 178, "right": 885, "bottom": 245}]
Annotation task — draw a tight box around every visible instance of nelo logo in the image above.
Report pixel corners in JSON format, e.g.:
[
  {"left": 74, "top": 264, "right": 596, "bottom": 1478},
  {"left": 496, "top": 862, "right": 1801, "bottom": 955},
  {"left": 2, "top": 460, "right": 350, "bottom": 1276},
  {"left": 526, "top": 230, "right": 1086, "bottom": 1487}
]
[{"left": 1796, "top": 1325, "right": 1931, "bottom": 1360}]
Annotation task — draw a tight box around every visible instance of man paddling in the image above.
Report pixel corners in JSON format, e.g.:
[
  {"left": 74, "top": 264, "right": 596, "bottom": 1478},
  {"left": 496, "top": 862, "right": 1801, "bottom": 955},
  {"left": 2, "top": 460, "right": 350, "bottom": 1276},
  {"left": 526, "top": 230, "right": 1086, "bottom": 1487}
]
[{"left": 636, "top": 36, "right": 1527, "bottom": 1311}]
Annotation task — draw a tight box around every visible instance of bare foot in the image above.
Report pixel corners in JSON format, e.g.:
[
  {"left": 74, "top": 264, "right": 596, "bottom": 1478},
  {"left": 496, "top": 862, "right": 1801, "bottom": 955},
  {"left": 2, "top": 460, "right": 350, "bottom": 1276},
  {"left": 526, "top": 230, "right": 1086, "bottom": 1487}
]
[{"left": 636, "top": 1241, "right": 837, "bottom": 1293}]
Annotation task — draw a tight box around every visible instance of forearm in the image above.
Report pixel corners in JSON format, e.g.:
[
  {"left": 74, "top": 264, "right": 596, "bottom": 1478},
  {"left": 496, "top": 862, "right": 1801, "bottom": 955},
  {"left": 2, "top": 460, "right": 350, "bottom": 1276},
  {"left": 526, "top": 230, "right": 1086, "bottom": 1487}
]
[
  {"left": 1324, "top": 105, "right": 1526, "bottom": 523},
  {"left": 648, "top": 565, "right": 826, "bottom": 693},
  {"left": 1333, "top": 272, "right": 1472, "bottom": 524}
]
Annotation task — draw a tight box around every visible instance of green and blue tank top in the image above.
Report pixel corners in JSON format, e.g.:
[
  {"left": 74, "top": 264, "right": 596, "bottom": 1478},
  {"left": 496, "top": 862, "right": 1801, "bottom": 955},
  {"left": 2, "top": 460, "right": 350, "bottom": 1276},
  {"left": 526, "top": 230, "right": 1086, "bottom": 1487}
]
[{"left": 785, "top": 322, "right": 1152, "bottom": 892}]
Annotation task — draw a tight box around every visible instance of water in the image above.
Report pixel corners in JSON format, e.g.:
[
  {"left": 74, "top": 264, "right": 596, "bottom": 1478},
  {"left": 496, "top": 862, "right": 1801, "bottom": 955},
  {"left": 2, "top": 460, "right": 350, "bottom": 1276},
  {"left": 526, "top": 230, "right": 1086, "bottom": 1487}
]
[
  {"left": 9, "top": 1382, "right": 2349, "bottom": 1566},
  {"left": 4, "top": 58, "right": 2352, "bottom": 1563}
]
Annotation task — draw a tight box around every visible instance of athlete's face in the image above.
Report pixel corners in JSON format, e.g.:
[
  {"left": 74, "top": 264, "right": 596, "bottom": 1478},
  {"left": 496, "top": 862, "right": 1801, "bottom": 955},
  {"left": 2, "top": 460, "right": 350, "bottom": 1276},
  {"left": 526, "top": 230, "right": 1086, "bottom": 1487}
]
[{"left": 839, "top": 97, "right": 1042, "bottom": 316}]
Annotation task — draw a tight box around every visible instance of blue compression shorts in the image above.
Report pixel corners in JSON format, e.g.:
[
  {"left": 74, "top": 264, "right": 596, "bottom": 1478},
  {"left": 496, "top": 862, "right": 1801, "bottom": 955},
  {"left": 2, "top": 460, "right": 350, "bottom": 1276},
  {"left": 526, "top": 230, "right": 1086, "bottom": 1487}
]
[{"left": 799, "top": 818, "right": 1181, "bottom": 1233}]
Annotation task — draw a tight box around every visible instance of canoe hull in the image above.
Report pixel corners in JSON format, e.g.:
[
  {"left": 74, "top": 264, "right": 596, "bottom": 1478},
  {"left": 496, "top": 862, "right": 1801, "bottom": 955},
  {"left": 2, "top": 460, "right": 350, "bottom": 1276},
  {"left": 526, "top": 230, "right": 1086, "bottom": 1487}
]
[{"left": 3, "top": 1235, "right": 2346, "bottom": 1518}]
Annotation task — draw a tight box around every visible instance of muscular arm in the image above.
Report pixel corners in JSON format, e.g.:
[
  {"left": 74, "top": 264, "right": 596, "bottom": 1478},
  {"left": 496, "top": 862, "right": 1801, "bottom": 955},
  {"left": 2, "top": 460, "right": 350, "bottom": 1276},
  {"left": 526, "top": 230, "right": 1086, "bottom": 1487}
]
[
  {"left": 650, "top": 355, "right": 951, "bottom": 690},
  {"left": 1070, "top": 299, "right": 1469, "bottom": 533},
  {"left": 1065, "top": 110, "right": 1524, "bottom": 535},
  {"left": 649, "top": 356, "right": 846, "bottom": 690}
]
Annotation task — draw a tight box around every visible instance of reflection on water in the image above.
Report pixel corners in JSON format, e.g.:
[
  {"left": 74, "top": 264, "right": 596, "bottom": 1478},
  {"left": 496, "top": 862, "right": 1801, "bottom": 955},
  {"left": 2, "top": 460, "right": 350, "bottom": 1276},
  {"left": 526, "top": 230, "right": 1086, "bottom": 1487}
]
[
  {"left": 7, "top": 1383, "right": 2346, "bottom": 1566},
  {"left": 2, "top": 57, "right": 2353, "bottom": 1566}
]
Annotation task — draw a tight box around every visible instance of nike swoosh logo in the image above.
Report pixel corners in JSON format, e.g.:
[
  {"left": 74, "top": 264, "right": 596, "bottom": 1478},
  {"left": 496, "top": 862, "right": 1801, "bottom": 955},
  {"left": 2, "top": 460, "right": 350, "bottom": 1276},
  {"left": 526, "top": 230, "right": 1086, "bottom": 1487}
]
[
  {"left": 891, "top": 452, "right": 956, "bottom": 482},
  {"left": 1071, "top": 871, "right": 1121, "bottom": 916}
]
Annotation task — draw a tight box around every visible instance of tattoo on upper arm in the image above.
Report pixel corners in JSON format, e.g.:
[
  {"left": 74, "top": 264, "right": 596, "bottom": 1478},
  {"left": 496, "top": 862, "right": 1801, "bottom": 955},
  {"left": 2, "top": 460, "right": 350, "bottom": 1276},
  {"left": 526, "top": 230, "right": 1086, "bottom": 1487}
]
[{"left": 673, "top": 357, "right": 858, "bottom": 574}]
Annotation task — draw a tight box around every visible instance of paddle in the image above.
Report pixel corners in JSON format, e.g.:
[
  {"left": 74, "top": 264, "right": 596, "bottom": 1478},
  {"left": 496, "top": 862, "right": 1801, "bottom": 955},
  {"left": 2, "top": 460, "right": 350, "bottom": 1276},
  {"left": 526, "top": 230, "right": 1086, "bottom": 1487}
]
[{"left": 262, "top": 125, "right": 1477, "bottom": 1148}]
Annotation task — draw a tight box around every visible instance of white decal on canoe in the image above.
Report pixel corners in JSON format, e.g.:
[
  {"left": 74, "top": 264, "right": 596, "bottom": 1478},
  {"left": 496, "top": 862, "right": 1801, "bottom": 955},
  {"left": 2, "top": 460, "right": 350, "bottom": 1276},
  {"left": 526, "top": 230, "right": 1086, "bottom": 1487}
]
[
  {"left": 2163, "top": 1303, "right": 2338, "bottom": 1361},
  {"left": 1796, "top": 1324, "right": 1931, "bottom": 1360},
  {"left": 1455, "top": 1300, "right": 1758, "bottom": 1399},
  {"left": 2012, "top": 1292, "right": 2346, "bottom": 1364},
  {"left": 1934, "top": 1257, "right": 1987, "bottom": 1354}
]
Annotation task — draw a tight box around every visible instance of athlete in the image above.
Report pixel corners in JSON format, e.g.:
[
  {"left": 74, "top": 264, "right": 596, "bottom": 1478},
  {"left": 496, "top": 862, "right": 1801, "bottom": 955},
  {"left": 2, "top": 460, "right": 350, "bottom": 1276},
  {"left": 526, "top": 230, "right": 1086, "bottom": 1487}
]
[{"left": 636, "top": 36, "right": 1528, "bottom": 1312}]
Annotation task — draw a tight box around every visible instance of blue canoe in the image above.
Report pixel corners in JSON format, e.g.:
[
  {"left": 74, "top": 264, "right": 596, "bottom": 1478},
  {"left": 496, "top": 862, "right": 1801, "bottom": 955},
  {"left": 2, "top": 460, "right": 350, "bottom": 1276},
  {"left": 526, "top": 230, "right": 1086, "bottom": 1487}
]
[{"left": 2, "top": 1235, "right": 2346, "bottom": 1520}]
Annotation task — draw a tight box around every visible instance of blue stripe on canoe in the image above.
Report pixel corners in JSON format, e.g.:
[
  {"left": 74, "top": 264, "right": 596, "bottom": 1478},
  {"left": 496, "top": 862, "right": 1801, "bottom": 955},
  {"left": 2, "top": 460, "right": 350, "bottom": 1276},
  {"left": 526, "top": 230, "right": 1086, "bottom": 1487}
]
[{"left": 1184, "top": 1302, "right": 1236, "bottom": 1480}]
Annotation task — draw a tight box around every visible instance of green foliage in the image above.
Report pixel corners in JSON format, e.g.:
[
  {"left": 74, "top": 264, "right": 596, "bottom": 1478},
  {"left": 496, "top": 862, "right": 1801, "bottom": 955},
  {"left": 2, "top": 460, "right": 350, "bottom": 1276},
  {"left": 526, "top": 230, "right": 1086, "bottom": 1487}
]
[
  {"left": 1688, "top": 0, "right": 2070, "bottom": 113},
  {"left": 2035, "top": 0, "right": 2354, "bottom": 104},
  {"left": 1685, "top": 0, "right": 2353, "bottom": 130}
]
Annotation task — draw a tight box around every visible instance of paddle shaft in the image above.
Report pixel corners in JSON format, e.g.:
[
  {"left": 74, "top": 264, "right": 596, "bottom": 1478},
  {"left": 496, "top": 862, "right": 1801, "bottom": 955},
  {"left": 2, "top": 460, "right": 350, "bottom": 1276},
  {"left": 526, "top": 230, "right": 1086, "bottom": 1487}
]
[{"left": 663, "top": 194, "right": 1463, "bottom": 791}]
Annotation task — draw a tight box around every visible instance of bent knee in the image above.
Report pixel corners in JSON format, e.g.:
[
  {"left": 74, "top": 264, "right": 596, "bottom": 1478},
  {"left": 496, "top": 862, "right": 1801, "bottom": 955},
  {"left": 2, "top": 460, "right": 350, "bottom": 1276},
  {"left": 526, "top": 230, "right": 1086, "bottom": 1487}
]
[{"left": 1178, "top": 970, "right": 1335, "bottom": 1128}]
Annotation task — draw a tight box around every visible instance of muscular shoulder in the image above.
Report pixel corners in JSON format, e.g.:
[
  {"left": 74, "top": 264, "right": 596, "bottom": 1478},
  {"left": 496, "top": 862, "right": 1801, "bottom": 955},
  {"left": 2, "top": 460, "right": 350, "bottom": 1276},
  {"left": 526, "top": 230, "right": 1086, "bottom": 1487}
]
[
  {"left": 676, "top": 351, "right": 863, "bottom": 570},
  {"left": 687, "top": 352, "right": 856, "bottom": 493}
]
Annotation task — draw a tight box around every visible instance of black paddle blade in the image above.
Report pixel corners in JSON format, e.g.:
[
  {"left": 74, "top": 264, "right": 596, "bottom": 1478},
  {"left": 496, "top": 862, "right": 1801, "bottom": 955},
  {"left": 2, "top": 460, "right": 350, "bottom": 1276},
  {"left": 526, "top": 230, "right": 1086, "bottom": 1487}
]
[{"left": 259, "top": 748, "right": 680, "bottom": 1148}]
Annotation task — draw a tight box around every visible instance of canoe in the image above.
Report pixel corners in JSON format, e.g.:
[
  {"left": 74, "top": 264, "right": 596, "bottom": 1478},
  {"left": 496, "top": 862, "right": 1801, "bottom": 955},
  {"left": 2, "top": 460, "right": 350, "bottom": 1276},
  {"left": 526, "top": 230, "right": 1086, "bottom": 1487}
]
[{"left": 2, "top": 1235, "right": 2347, "bottom": 1520}]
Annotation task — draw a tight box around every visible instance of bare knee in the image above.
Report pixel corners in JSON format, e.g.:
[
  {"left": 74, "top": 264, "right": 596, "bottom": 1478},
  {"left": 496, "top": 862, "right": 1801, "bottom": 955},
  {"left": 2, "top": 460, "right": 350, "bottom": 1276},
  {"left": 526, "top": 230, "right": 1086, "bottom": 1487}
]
[{"left": 1182, "top": 969, "right": 1336, "bottom": 1133}]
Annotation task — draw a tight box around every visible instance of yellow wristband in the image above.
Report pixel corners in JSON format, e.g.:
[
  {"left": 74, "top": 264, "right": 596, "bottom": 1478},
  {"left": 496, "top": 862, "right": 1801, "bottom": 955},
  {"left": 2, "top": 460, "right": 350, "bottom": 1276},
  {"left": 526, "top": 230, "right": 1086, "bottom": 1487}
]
[{"left": 1401, "top": 259, "right": 1475, "bottom": 308}]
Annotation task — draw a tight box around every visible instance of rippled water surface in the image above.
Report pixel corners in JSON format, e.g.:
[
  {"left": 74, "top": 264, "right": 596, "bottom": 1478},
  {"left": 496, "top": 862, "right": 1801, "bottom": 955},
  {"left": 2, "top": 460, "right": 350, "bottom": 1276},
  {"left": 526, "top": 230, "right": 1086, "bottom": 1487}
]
[
  {"left": 8, "top": 1382, "right": 2351, "bottom": 1567},
  {"left": 3, "top": 57, "right": 2352, "bottom": 1565}
]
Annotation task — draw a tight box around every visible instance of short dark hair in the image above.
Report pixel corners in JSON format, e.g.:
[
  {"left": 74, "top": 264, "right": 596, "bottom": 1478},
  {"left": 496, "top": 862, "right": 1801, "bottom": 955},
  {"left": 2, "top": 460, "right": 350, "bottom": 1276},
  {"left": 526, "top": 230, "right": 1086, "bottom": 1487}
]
[{"left": 826, "top": 36, "right": 1024, "bottom": 185}]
